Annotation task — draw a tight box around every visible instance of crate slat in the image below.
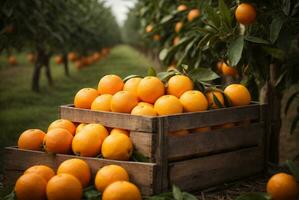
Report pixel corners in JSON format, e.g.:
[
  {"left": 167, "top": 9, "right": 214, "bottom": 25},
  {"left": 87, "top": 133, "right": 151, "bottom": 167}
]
[{"left": 130, "top": 131, "right": 156, "bottom": 160}]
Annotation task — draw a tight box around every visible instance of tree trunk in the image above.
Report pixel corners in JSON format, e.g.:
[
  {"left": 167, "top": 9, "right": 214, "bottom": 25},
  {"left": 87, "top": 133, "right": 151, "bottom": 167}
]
[
  {"left": 32, "top": 48, "right": 44, "bottom": 92},
  {"left": 44, "top": 54, "right": 53, "bottom": 86},
  {"left": 63, "top": 53, "right": 69, "bottom": 76}
]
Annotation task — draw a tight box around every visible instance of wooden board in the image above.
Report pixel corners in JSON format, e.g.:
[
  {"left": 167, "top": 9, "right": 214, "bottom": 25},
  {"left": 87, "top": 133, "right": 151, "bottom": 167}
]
[
  {"left": 168, "top": 123, "right": 264, "bottom": 160},
  {"left": 169, "top": 146, "right": 264, "bottom": 191},
  {"left": 3, "top": 147, "right": 157, "bottom": 196},
  {"left": 130, "top": 131, "right": 156, "bottom": 160}
]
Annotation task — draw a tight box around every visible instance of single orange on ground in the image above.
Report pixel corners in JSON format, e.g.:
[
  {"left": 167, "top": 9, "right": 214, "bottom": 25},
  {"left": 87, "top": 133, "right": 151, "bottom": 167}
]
[
  {"left": 44, "top": 128, "right": 73, "bottom": 154},
  {"left": 221, "top": 62, "right": 238, "bottom": 77},
  {"left": 123, "top": 77, "right": 142, "bottom": 97},
  {"left": 206, "top": 91, "right": 225, "bottom": 109},
  {"left": 48, "top": 119, "right": 76, "bottom": 136},
  {"left": 102, "top": 181, "right": 142, "bottom": 200},
  {"left": 8, "top": 56, "right": 17, "bottom": 65},
  {"left": 175, "top": 22, "right": 183, "bottom": 33},
  {"left": 68, "top": 52, "right": 77, "bottom": 62},
  {"left": 154, "top": 95, "right": 183, "bottom": 115},
  {"left": 224, "top": 84, "right": 251, "bottom": 106},
  {"left": 177, "top": 4, "right": 187, "bottom": 12},
  {"left": 235, "top": 3, "right": 256, "bottom": 25},
  {"left": 74, "top": 88, "right": 98, "bottom": 109},
  {"left": 57, "top": 159, "right": 91, "bottom": 188},
  {"left": 95, "top": 165, "right": 129, "bottom": 192},
  {"left": 46, "top": 173, "right": 82, "bottom": 200},
  {"left": 18, "top": 129, "right": 45, "bottom": 151},
  {"left": 111, "top": 91, "right": 138, "bottom": 113},
  {"left": 173, "top": 36, "right": 180, "bottom": 45},
  {"left": 75, "top": 123, "right": 86, "bottom": 134},
  {"left": 190, "top": 127, "right": 211, "bottom": 133},
  {"left": 137, "top": 76, "right": 165, "bottom": 104},
  {"left": 98, "top": 74, "right": 124, "bottom": 95},
  {"left": 110, "top": 128, "right": 130, "bottom": 136},
  {"left": 15, "top": 173, "right": 47, "bottom": 200},
  {"left": 24, "top": 165, "right": 55, "bottom": 182},
  {"left": 167, "top": 75, "right": 193, "bottom": 98},
  {"left": 91, "top": 94, "right": 113, "bottom": 112},
  {"left": 266, "top": 173, "right": 299, "bottom": 200},
  {"left": 179, "top": 90, "right": 208, "bottom": 112},
  {"left": 54, "top": 55, "right": 63, "bottom": 65},
  {"left": 131, "top": 104, "right": 157, "bottom": 116},
  {"left": 102, "top": 133, "right": 133, "bottom": 161},
  {"left": 188, "top": 9, "right": 200, "bottom": 22},
  {"left": 169, "top": 130, "right": 189, "bottom": 136}
]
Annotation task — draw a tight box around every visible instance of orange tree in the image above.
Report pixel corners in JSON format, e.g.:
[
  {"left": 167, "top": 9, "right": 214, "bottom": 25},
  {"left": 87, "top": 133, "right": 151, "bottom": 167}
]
[
  {"left": 0, "top": 0, "right": 120, "bottom": 91},
  {"left": 126, "top": 0, "right": 299, "bottom": 163}
]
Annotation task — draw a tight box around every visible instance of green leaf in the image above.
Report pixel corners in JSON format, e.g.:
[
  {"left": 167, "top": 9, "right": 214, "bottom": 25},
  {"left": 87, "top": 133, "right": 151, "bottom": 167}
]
[
  {"left": 83, "top": 186, "right": 102, "bottom": 200},
  {"left": 160, "top": 14, "right": 174, "bottom": 24},
  {"left": 147, "top": 67, "right": 157, "bottom": 76},
  {"left": 157, "top": 71, "right": 177, "bottom": 82},
  {"left": 286, "top": 160, "right": 299, "bottom": 180},
  {"left": 172, "top": 185, "right": 183, "bottom": 200},
  {"left": 284, "top": 91, "right": 299, "bottom": 114},
  {"left": 228, "top": 36, "right": 244, "bottom": 66},
  {"left": 270, "top": 17, "right": 284, "bottom": 44},
  {"left": 159, "top": 49, "right": 169, "bottom": 61},
  {"left": 131, "top": 150, "right": 149, "bottom": 162},
  {"left": 182, "top": 192, "right": 198, "bottom": 200},
  {"left": 290, "top": 114, "right": 299, "bottom": 135},
  {"left": 123, "top": 74, "right": 143, "bottom": 82},
  {"left": 235, "top": 192, "right": 271, "bottom": 200},
  {"left": 262, "top": 46, "right": 285, "bottom": 60},
  {"left": 4, "top": 191, "right": 17, "bottom": 200},
  {"left": 213, "top": 93, "right": 224, "bottom": 108},
  {"left": 204, "top": 4, "right": 221, "bottom": 28},
  {"left": 218, "top": 0, "right": 232, "bottom": 27},
  {"left": 282, "top": 0, "right": 291, "bottom": 16},
  {"left": 188, "top": 67, "right": 220, "bottom": 82},
  {"left": 245, "top": 36, "right": 270, "bottom": 45}
]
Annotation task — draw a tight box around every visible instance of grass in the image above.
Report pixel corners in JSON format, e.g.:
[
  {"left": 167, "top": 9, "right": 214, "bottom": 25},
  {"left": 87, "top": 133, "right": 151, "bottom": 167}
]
[{"left": 0, "top": 45, "right": 154, "bottom": 169}]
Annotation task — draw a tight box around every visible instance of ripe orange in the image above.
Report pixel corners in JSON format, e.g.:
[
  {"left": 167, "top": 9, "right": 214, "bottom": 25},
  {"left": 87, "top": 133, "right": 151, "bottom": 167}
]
[
  {"left": 18, "top": 129, "right": 45, "bottom": 151},
  {"left": 123, "top": 77, "right": 142, "bottom": 97},
  {"left": 188, "top": 9, "right": 200, "bottom": 22},
  {"left": 75, "top": 123, "right": 86, "bottom": 134},
  {"left": 221, "top": 62, "right": 238, "bottom": 77},
  {"left": 167, "top": 75, "right": 193, "bottom": 98},
  {"left": 91, "top": 94, "right": 113, "bottom": 112},
  {"left": 153, "top": 34, "right": 161, "bottom": 41},
  {"left": 93, "top": 52, "right": 101, "bottom": 62},
  {"left": 206, "top": 91, "right": 225, "bottom": 109},
  {"left": 48, "top": 119, "right": 76, "bottom": 136},
  {"left": 27, "top": 53, "right": 36, "bottom": 63},
  {"left": 173, "top": 36, "right": 180, "bottom": 45},
  {"left": 154, "top": 95, "right": 183, "bottom": 115},
  {"left": 74, "top": 88, "right": 98, "bottom": 109},
  {"left": 24, "top": 165, "right": 55, "bottom": 182},
  {"left": 15, "top": 173, "right": 47, "bottom": 200},
  {"left": 145, "top": 24, "right": 153, "bottom": 33},
  {"left": 138, "top": 102, "right": 154, "bottom": 108},
  {"left": 54, "top": 55, "right": 63, "bottom": 65},
  {"left": 8, "top": 56, "right": 17, "bottom": 65},
  {"left": 57, "top": 159, "right": 91, "bottom": 188},
  {"left": 179, "top": 90, "right": 208, "bottom": 112},
  {"left": 217, "top": 61, "right": 223, "bottom": 73},
  {"left": 235, "top": 3, "right": 256, "bottom": 25},
  {"left": 191, "top": 127, "right": 211, "bottom": 133},
  {"left": 95, "top": 165, "right": 129, "bottom": 192},
  {"left": 131, "top": 104, "right": 157, "bottom": 116},
  {"left": 267, "top": 173, "right": 299, "bottom": 200},
  {"left": 98, "top": 75, "right": 124, "bottom": 95},
  {"left": 111, "top": 91, "right": 138, "bottom": 113},
  {"left": 177, "top": 4, "right": 187, "bottom": 12},
  {"left": 102, "top": 133, "right": 133, "bottom": 161},
  {"left": 46, "top": 173, "right": 82, "bottom": 200},
  {"left": 137, "top": 76, "right": 165, "bottom": 103},
  {"left": 175, "top": 22, "right": 183, "bottom": 33},
  {"left": 169, "top": 130, "right": 189, "bottom": 136},
  {"left": 68, "top": 52, "right": 77, "bottom": 62},
  {"left": 224, "top": 84, "right": 251, "bottom": 106},
  {"left": 44, "top": 128, "right": 73, "bottom": 154},
  {"left": 102, "top": 181, "right": 142, "bottom": 200},
  {"left": 82, "top": 123, "right": 108, "bottom": 142},
  {"left": 110, "top": 128, "right": 130, "bottom": 136}
]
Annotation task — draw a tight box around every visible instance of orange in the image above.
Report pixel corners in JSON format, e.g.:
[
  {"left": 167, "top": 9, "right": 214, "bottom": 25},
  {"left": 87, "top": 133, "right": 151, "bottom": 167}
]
[
  {"left": 57, "top": 159, "right": 91, "bottom": 188},
  {"left": 68, "top": 52, "right": 77, "bottom": 62},
  {"left": 267, "top": 173, "right": 299, "bottom": 200},
  {"left": 18, "top": 129, "right": 45, "bottom": 151},
  {"left": 224, "top": 84, "right": 251, "bottom": 106},
  {"left": 169, "top": 130, "right": 189, "bottom": 136},
  {"left": 235, "top": 3, "right": 256, "bottom": 25},
  {"left": 154, "top": 95, "right": 183, "bottom": 115},
  {"left": 191, "top": 127, "right": 211, "bottom": 133},
  {"left": 123, "top": 77, "right": 142, "bottom": 97},
  {"left": 75, "top": 60, "right": 83, "bottom": 69},
  {"left": 95, "top": 165, "right": 129, "bottom": 192},
  {"left": 177, "top": 4, "right": 187, "bottom": 12},
  {"left": 206, "top": 91, "right": 225, "bottom": 109},
  {"left": 111, "top": 91, "right": 138, "bottom": 113},
  {"left": 72, "top": 124, "right": 106, "bottom": 157},
  {"left": 24, "top": 165, "right": 55, "bottom": 182},
  {"left": 15, "top": 173, "right": 47, "bottom": 200},
  {"left": 213, "top": 123, "right": 235, "bottom": 129},
  {"left": 179, "top": 90, "right": 208, "bottom": 112},
  {"left": 48, "top": 119, "right": 76, "bottom": 136},
  {"left": 110, "top": 128, "right": 130, "bottom": 136},
  {"left": 93, "top": 52, "right": 101, "bottom": 61},
  {"left": 27, "top": 53, "right": 36, "bottom": 63},
  {"left": 138, "top": 102, "right": 154, "bottom": 108},
  {"left": 217, "top": 61, "right": 223, "bottom": 73},
  {"left": 137, "top": 76, "right": 165, "bottom": 103},
  {"left": 167, "top": 75, "right": 193, "bottom": 98},
  {"left": 145, "top": 24, "right": 153, "bottom": 33},
  {"left": 44, "top": 128, "right": 73, "bottom": 154},
  {"left": 131, "top": 104, "right": 157, "bottom": 116},
  {"left": 188, "top": 9, "right": 200, "bottom": 22},
  {"left": 102, "top": 133, "right": 133, "bottom": 161},
  {"left": 102, "top": 181, "right": 142, "bottom": 200},
  {"left": 98, "top": 74, "right": 124, "bottom": 95},
  {"left": 74, "top": 88, "right": 98, "bottom": 109},
  {"left": 173, "top": 36, "right": 180, "bottom": 45},
  {"left": 221, "top": 62, "right": 238, "bottom": 77},
  {"left": 46, "top": 173, "right": 82, "bottom": 200},
  {"left": 175, "top": 22, "right": 183, "bottom": 33},
  {"left": 54, "top": 55, "right": 63, "bottom": 65},
  {"left": 8, "top": 56, "right": 17, "bottom": 65},
  {"left": 91, "top": 94, "right": 112, "bottom": 111},
  {"left": 153, "top": 34, "right": 161, "bottom": 41},
  {"left": 75, "top": 123, "right": 86, "bottom": 134}
]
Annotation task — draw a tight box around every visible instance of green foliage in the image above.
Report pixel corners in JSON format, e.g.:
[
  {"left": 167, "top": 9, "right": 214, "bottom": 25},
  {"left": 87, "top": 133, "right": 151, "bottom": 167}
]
[{"left": 285, "top": 91, "right": 299, "bottom": 135}]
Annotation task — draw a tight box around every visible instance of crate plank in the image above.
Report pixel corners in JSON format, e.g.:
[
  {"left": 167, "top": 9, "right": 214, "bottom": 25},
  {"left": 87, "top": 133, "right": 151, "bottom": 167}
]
[
  {"left": 60, "top": 105, "right": 157, "bottom": 133},
  {"left": 130, "top": 131, "right": 156, "bottom": 160},
  {"left": 169, "top": 146, "right": 264, "bottom": 191},
  {"left": 168, "top": 123, "right": 264, "bottom": 160},
  {"left": 3, "top": 147, "right": 157, "bottom": 195}
]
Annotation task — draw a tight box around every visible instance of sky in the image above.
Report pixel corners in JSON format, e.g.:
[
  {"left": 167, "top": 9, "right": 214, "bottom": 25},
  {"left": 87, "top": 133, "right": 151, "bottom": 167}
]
[{"left": 104, "top": 0, "right": 137, "bottom": 26}]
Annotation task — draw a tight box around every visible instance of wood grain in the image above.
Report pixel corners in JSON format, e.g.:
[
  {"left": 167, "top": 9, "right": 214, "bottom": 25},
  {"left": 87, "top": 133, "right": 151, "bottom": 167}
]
[{"left": 130, "top": 131, "right": 156, "bottom": 160}]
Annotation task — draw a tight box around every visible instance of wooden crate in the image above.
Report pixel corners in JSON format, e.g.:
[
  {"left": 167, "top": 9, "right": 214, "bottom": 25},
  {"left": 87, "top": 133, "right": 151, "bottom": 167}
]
[{"left": 3, "top": 102, "right": 267, "bottom": 196}]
